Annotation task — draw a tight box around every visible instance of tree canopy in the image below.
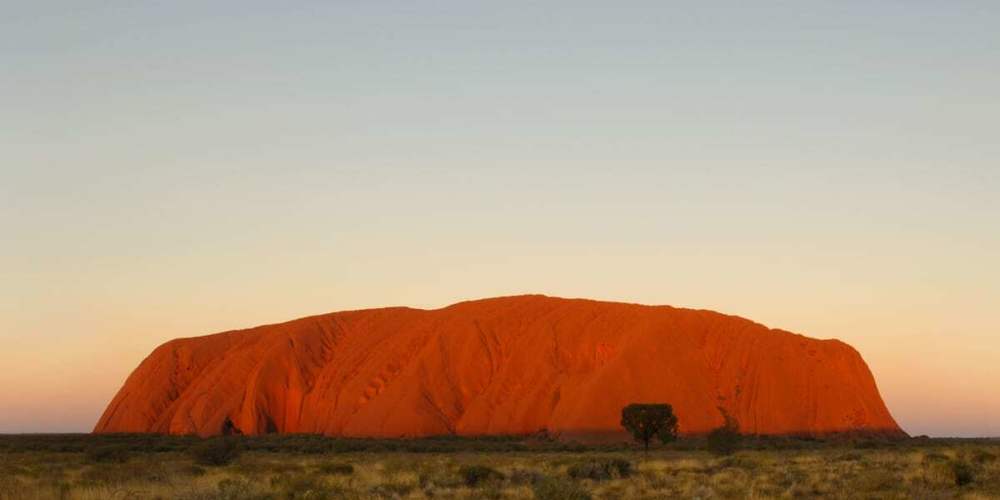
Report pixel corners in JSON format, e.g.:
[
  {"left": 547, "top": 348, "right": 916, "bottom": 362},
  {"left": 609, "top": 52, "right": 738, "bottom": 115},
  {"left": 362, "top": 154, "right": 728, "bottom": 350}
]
[{"left": 620, "top": 403, "right": 679, "bottom": 451}]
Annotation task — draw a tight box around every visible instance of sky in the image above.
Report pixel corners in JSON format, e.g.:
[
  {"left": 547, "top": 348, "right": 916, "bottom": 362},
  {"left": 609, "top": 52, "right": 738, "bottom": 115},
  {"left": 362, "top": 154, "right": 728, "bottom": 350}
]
[{"left": 1, "top": 1, "right": 998, "bottom": 437}]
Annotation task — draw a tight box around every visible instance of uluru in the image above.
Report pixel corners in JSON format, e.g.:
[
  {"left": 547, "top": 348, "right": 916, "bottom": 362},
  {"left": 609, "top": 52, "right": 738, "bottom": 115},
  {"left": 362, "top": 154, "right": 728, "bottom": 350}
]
[{"left": 94, "top": 295, "right": 905, "bottom": 439}]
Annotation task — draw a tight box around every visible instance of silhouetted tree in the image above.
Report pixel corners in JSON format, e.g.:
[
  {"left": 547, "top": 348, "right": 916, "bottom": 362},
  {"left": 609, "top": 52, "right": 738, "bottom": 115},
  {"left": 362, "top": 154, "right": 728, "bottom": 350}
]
[
  {"left": 620, "top": 403, "right": 679, "bottom": 451},
  {"left": 707, "top": 409, "right": 742, "bottom": 455}
]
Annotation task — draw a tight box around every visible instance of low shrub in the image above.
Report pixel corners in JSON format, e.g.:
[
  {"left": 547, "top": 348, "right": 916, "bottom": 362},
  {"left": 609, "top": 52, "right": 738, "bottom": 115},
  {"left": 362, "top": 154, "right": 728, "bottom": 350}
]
[
  {"left": 835, "top": 452, "right": 863, "bottom": 462},
  {"left": 79, "top": 462, "right": 169, "bottom": 485},
  {"left": 271, "top": 473, "right": 341, "bottom": 499},
  {"left": 849, "top": 468, "right": 897, "bottom": 492},
  {"left": 567, "top": 459, "right": 632, "bottom": 480},
  {"left": 923, "top": 459, "right": 976, "bottom": 488},
  {"left": 216, "top": 478, "right": 257, "bottom": 500},
  {"left": 532, "top": 477, "right": 592, "bottom": 500},
  {"left": 458, "top": 465, "right": 504, "bottom": 487},
  {"left": 971, "top": 450, "right": 997, "bottom": 464},
  {"left": 509, "top": 468, "right": 544, "bottom": 485},
  {"left": 191, "top": 437, "right": 242, "bottom": 466},
  {"left": 952, "top": 461, "right": 975, "bottom": 487},
  {"left": 718, "top": 453, "right": 760, "bottom": 469},
  {"left": 707, "top": 423, "right": 742, "bottom": 455},
  {"left": 369, "top": 482, "right": 417, "bottom": 498}
]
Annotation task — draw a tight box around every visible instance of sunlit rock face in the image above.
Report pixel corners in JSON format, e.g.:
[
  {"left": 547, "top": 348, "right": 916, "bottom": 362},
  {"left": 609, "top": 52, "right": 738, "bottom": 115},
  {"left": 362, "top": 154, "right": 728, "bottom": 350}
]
[{"left": 94, "top": 295, "right": 905, "bottom": 439}]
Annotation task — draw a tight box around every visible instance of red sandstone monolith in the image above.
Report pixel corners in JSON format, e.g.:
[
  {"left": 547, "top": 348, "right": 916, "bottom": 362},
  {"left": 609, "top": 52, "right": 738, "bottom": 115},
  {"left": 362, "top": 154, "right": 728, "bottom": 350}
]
[{"left": 94, "top": 295, "right": 905, "bottom": 439}]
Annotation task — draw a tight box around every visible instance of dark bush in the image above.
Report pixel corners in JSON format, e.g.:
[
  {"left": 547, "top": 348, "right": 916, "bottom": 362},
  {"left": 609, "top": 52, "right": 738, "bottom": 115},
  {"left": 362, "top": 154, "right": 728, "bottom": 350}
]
[
  {"left": 567, "top": 459, "right": 633, "bottom": 481},
  {"left": 191, "top": 437, "right": 242, "bottom": 466},
  {"left": 952, "top": 461, "right": 975, "bottom": 486},
  {"left": 85, "top": 444, "right": 131, "bottom": 463},
  {"left": 532, "top": 477, "right": 592, "bottom": 500},
  {"left": 707, "top": 413, "right": 742, "bottom": 455},
  {"left": 458, "top": 465, "right": 505, "bottom": 487},
  {"left": 509, "top": 468, "right": 544, "bottom": 485},
  {"left": 607, "top": 458, "right": 632, "bottom": 477}
]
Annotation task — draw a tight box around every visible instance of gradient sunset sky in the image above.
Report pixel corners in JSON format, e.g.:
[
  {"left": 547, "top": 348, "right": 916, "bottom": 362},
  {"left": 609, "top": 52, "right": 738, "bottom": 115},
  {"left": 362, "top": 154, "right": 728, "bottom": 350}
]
[{"left": 2, "top": 2, "right": 998, "bottom": 437}]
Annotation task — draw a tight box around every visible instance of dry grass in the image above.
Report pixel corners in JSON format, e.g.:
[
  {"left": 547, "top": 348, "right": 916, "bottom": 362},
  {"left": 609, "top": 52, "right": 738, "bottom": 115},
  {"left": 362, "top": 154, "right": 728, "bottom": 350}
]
[{"left": 0, "top": 438, "right": 998, "bottom": 499}]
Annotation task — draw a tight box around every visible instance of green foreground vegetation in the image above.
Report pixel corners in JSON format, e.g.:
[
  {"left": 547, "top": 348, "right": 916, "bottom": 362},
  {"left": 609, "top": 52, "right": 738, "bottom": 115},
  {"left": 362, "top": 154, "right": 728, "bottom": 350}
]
[{"left": 1, "top": 434, "right": 998, "bottom": 499}]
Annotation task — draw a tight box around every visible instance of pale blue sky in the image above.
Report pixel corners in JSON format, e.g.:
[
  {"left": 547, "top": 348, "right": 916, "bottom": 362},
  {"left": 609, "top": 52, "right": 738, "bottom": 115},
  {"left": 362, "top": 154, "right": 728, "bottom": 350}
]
[{"left": 2, "top": 2, "right": 998, "bottom": 436}]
